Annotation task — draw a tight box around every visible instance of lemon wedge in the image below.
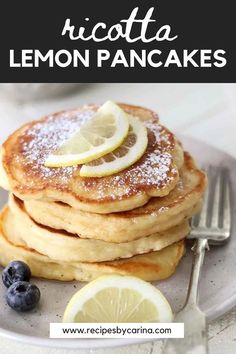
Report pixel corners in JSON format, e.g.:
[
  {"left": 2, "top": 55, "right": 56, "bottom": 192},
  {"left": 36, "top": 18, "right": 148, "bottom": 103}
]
[
  {"left": 63, "top": 275, "right": 173, "bottom": 323},
  {"left": 80, "top": 115, "right": 148, "bottom": 177},
  {"left": 45, "top": 101, "right": 129, "bottom": 167}
]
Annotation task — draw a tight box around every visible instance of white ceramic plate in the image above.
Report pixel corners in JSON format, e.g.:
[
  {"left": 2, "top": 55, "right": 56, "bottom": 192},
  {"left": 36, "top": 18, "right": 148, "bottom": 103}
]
[{"left": 0, "top": 137, "right": 235, "bottom": 349}]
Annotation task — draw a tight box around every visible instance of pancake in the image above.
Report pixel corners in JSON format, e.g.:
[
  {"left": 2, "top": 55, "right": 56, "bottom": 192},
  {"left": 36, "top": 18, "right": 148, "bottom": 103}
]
[
  {"left": 22, "top": 152, "right": 206, "bottom": 242},
  {"left": 0, "top": 210, "right": 185, "bottom": 282},
  {"left": 5, "top": 201, "right": 190, "bottom": 262},
  {"left": 0, "top": 103, "right": 184, "bottom": 213}
]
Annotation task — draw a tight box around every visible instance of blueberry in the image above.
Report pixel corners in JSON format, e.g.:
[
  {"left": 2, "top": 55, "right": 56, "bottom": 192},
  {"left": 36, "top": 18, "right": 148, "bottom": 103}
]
[
  {"left": 2, "top": 261, "right": 31, "bottom": 288},
  {"left": 6, "top": 281, "right": 40, "bottom": 312}
]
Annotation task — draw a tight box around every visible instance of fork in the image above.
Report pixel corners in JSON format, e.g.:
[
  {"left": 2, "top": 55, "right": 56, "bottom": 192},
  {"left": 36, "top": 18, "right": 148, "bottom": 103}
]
[{"left": 163, "top": 166, "right": 231, "bottom": 354}]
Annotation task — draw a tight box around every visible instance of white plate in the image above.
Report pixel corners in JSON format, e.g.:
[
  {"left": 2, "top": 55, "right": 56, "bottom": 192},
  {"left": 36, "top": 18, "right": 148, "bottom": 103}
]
[{"left": 0, "top": 137, "right": 235, "bottom": 349}]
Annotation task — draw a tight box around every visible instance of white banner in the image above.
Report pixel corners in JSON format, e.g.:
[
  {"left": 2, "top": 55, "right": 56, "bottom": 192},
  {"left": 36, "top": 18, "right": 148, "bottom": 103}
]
[{"left": 50, "top": 323, "right": 184, "bottom": 339}]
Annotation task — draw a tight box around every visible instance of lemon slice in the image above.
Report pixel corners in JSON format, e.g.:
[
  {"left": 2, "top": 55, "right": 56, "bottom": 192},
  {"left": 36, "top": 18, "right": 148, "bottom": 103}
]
[
  {"left": 45, "top": 101, "right": 129, "bottom": 167},
  {"left": 63, "top": 275, "right": 173, "bottom": 323},
  {"left": 80, "top": 115, "right": 148, "bottom": 177}
]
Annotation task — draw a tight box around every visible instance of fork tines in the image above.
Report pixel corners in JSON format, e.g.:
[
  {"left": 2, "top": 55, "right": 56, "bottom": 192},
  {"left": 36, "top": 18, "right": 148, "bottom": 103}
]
[{"left": 190, "top": 166, "right": 231, "bottom": 244}]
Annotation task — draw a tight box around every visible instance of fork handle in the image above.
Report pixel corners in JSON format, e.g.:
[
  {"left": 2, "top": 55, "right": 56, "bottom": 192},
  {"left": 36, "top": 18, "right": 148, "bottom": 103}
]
[
  {"left": 163, "top": 238, "right": 209, "bottom": 354},
  {"left": 186, "top": 238, "right": 209, "bottom": 307}
]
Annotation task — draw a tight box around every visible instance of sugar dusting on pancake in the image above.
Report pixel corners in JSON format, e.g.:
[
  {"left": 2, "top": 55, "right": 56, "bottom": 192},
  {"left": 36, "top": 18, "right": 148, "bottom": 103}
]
[
  {"left": 18, "top": 112, "right": 91, "bottom": 184},
  {"left": 14, "top": 110, "right": 178, "bottom": 200}
]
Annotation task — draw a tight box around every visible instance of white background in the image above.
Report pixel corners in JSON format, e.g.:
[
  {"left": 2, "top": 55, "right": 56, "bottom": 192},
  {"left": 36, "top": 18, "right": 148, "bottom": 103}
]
[{"left": 0, "top": 83, "right": 236, "bottom": 354}]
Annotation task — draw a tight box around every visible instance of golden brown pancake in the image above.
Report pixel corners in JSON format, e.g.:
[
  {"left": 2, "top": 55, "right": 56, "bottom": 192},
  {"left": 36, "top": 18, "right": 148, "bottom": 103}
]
[
  {"left": 4, "top": 201, "right": 190, "bottom": 262},
  {"left": 22, "top": 152, "right": 206, "bottom": 242},
  {"left": 1, "top": 103, "right": 183, "bottom": 213},
  {"left": 0, "top": 207, "right": 185, "bottom": 282}
]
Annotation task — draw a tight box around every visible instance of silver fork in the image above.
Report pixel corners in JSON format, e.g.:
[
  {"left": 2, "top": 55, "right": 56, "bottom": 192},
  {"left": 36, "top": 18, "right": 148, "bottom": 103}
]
[{"left": 163, "top": 166, "right": 231, "bottom": 354}]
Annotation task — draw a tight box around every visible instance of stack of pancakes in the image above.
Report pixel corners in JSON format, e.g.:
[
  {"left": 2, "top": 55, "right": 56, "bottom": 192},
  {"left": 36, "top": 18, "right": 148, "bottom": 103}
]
[{"left": 0, "top": 104, "right": 207, "bottom": 282}]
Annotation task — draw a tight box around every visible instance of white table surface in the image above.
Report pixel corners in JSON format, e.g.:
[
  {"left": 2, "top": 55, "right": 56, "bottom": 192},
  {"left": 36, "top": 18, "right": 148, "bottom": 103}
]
[{"left": 0, "top": 83, "right": 236, "bottom": 354}]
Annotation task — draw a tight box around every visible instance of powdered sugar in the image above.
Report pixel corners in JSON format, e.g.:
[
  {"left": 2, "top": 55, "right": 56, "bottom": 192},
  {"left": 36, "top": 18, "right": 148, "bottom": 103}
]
[
  {"left": 126, "top": 151, "right": 175, "bottom": 186},
  {"left": 19, "top": 111, "right": 93, "bottom": 182}
]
